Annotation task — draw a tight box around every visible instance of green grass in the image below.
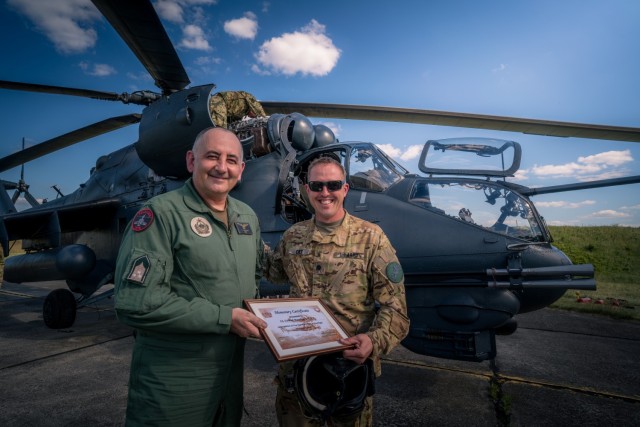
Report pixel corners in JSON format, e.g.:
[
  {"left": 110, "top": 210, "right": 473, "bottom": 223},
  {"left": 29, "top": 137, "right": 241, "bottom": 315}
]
[{"left": 548, "top": 226, "right": 640, "bottom": 321}]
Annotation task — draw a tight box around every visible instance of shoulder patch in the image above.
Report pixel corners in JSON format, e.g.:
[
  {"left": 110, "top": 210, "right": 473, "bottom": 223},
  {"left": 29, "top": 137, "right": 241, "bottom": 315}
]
[
  {"left": 132, "top": 208, "right": 154, "bottom": 232},
  {"left": 127, "top": 255, "right": 151, "bottom": 284},
  {"left": 386, "top": 262, "right": 404, "bottom": 283}
]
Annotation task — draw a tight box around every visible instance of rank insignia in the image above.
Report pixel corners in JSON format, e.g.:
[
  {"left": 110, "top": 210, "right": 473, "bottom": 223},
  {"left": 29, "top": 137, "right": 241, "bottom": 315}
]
[
  {"left": 386, "top": 262, "right": 404, "bottom": 283},
  {"left": 234, "top": 222, "right": 253, "bottom": 235},
  {"left": 131, "top": 208, "right": 154, "bottom": 232},
  {"left": 127, "top": 255, "right": 150, "bottom": 284},
  {"left": 191, "top": 216, "right": 212, "bottom": 237}
]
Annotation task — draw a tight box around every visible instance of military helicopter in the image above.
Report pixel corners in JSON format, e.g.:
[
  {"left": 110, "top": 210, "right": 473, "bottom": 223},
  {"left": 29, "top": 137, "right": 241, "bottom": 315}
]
[{"left": 1, "top": 0, "right": 639, "bottom": 362}]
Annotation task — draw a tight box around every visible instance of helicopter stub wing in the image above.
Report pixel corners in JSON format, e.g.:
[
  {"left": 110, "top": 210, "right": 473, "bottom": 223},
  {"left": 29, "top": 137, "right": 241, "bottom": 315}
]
[
  {"left": 261, "top": 102, "right": 640, "bottom": 143},
  {"left": 0, "top": 114, "right": 141, "bottom": 173},
  {"left": 91, "top": 0, "right": 190, "bottom": 95}
]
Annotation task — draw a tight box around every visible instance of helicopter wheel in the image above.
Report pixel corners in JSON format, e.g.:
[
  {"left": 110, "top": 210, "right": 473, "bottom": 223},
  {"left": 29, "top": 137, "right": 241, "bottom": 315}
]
[{"left": 43, "top": 289, "right": 77, "bottom": 329}]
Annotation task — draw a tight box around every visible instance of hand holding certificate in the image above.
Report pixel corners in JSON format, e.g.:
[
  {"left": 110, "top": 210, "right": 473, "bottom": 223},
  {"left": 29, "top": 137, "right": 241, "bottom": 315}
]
[{"left": 243, "top": 298, "right": 353, "bottom": 362}]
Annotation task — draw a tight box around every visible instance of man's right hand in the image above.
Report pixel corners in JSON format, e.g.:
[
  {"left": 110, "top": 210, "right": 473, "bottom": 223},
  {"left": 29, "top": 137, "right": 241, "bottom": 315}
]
[{"left": 230, "top": 308, "right": 267, "bottom": 338}]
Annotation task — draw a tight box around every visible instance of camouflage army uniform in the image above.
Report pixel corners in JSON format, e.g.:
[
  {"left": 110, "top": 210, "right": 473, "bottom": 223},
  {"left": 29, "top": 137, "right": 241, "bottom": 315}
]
[
  {"left": 266, "top": 211, "right": 409, "bottom": 426},
  {"left": 208, "top": 91, "right": 267, "bottom": 128}
]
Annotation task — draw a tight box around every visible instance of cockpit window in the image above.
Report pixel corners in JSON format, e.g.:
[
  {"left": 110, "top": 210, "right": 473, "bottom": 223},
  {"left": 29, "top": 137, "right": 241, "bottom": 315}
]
[
  {"left": 410, "top": 179, "right": 545, "bottom": 241},
  {"left": 348, "top": 145, "right": 403, "bottom": 192}
]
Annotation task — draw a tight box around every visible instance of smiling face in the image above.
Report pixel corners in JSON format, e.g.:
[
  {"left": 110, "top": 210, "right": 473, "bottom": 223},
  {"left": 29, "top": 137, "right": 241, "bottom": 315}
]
[
  {"left": 186, "top": 127, "right": 245, "bottom": 208},
  {"left": 305, "top": 160, "right": 349, "bottom": 224}
]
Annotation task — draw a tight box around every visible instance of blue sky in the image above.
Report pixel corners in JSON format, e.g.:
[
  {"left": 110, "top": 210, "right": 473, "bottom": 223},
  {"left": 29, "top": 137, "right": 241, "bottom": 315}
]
[{"left": 1, "top": 0, "right": 639, "bottom": 226}]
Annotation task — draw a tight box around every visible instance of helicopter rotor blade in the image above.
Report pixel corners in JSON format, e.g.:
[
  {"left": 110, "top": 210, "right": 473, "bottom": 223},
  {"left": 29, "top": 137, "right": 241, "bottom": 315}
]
[
  {"left": 0, "top": 80, "right": 160, "bottom": 106},
  {"left": 22, "top": 190, "right": 41, "bottom": 208},
  {"left": 0, "top": 114, "right": 141, "bottom": 173},
  {"left": 261, "top": 102, "right": 640, "bottom": 143},
  {"left": 1, "top": 80, "right": 122, "bottom": 102},
  {"left": 521, "top": 175, "right": 640, "bottom": 196},
  {"left": 91, "top": 0, "right": 190, "bottom": 95}
]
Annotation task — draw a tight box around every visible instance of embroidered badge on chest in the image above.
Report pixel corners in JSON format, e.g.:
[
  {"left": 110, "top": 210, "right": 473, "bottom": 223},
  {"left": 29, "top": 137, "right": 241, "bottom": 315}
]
[
  {"left": 127, "top": 255, "right": 150, "bottom": 284},
  {"left": 234, "top": 222, "right": 253, "bottom": 235},
  {"left": 191, "top": 216, "right": 213, "bottom": 237},
  {"left": 131, "top": 207, "right": 154, "bottom": 232}
]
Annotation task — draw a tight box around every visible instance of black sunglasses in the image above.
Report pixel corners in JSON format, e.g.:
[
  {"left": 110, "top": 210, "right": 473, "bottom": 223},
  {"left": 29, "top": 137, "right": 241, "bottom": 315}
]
[{"left": 307, "top": 180, "right": 345, "bottom": 192}]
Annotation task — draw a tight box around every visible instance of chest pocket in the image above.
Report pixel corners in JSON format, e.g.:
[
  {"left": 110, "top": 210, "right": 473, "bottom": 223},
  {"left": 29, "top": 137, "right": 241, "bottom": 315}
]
[{"left": 328, "top": 252, "right": 367, "bottom": 294}]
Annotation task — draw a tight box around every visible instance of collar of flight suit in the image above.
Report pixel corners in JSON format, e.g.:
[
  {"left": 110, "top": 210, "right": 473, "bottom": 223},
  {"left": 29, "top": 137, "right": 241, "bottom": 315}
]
[{"left": 181, "top": 178, "right": 239, "bottom": 224}]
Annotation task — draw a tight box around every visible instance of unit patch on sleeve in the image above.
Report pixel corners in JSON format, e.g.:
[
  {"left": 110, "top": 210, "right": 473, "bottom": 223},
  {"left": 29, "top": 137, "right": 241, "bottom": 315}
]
[
  {"left": 127, "top": 255, "right": 151, "bottom": 284},
  {"left": 191, "top": 216, "right": 213, "bottom": 237},
  {"left": 234, "top": 222, "right": 253, "bottom": 235},
  {"left": 131, "top": 208, "right": 154, "bottom": 232},
  {"left": 386, "top": 261, "right": 404, "bottom": 283}
]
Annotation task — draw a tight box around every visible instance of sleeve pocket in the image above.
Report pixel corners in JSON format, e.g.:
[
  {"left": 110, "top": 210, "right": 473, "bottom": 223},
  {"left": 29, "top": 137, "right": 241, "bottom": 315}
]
[{"left": 115, "top": 249, "right": 168, "bottom": 312}]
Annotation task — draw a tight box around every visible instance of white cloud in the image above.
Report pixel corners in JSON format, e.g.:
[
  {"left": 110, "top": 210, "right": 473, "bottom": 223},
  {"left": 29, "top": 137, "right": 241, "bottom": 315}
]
[
  {"left": 578, "top": 150, "right": 633, "bottom": 167},
  {"left": 224, "top": 12, "right": 258, "bottom": 40},
  {"left": 587, "top": 210, "right": 630, "bottom": 218},
  {"left": 8, "top": 0, "right": 101, "bottom": 54},
  {"left": 180, "top": 24, "right": 211, "bottom": 51},
  {"left": 513, "top": 168, "right": 529, "bottom": 181},
  {"left": 399, "top": 145, "right": 423, "bottom": 161},
  {"left": 154, "top": 0, "right": 218, "bottom": 24},
  {"left": 78, "top": 61, "right": 116, "bottom": 76},
  {"left": 195, "top": 56, "right": 221, "bottom": 65},
  {"left": 375, "top": 144, "right": 422, "bottom": 162},
  {"left": 536, "top": 200, "right": 596, "bottom": 209},
  {"left": 492, "top": 63, "right": 507, "bottom": 73},
  {"left": 376, "top": 144, "right": 401, "bottom": 158},
  {"left": 254, "top": 20, "right": 341, "bottom": 76},
  {"left": 531, "top": 150, "right": 633, "bottom": 181},
  {"left": 155, "top": 0, "right": 185, "bottom": 24}
]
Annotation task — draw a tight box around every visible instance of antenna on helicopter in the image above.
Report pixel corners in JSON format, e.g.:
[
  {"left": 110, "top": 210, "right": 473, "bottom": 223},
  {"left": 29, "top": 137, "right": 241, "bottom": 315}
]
[{"left": 51, "top": 185, "right": 64, "bottom": 199}]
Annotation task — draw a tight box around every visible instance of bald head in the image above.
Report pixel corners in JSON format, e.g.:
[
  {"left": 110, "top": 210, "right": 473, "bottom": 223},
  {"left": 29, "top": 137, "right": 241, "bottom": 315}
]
[
  {"left": 187, "top": 127, "right": 246, "bottom": 207},
  {"left": 192, "top": 127, "right": 244, "bottom": 159}
]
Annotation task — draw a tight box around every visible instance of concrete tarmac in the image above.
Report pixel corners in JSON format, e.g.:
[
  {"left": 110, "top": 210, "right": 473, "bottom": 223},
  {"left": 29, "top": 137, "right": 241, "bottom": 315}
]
[{"left": 1, "top": 280, "right": 639, "bottom": 427}]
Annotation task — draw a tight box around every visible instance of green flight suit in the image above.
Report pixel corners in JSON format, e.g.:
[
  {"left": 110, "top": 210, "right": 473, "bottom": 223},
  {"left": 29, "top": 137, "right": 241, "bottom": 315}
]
[{"left": 114, "top": 178, "right": 263, "bottom": 427}]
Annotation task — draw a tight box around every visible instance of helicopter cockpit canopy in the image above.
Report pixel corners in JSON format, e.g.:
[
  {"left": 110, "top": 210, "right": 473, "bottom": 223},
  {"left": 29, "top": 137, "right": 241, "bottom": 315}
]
[
  {"left": 348, "top": 144, "right": 406, "bottom": 191},
  {"left": 409, "top": 179, "right": 546, "bottom": 242},
  {"left": 419, "top": 137, "right": 522, "bottom": 177}
]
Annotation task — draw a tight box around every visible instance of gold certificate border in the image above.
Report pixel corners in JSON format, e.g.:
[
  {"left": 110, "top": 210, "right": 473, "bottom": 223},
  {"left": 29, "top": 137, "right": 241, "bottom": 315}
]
[{"left": 243, "top": 298, "right": 352, "bottom": 362}]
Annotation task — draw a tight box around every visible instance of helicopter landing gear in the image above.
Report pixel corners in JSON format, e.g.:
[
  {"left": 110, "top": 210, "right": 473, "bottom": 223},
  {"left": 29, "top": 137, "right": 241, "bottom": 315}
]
[{"left": 43, "top": 288, "right": 77, "bottom": 329}]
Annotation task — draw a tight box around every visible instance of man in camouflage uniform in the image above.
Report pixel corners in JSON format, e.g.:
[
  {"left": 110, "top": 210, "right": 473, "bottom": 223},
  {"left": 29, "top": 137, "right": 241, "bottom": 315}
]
[
  {"left": 208, "top": 90, "right": 267, "bottom": 128},
  {"left": 265, "top": 156, "right": 409, "bottom": 426}
]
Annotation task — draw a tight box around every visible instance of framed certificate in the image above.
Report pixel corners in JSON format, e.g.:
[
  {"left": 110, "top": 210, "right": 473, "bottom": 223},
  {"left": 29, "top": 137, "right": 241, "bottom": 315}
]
[{"left": 243, "top": 298, "right": 352, "bottom": 362}]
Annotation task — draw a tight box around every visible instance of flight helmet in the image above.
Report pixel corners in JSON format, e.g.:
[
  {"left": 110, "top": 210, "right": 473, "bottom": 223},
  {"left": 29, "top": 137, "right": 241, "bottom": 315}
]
[
  {"left": 294, "top": 352, "right": 373, "bottom": 421},
  {"left": 279, "top": 113, "right": 315, "bottom": 151},
  {"left": 312, "top": 124, "right": 336, "bottom": 148}
]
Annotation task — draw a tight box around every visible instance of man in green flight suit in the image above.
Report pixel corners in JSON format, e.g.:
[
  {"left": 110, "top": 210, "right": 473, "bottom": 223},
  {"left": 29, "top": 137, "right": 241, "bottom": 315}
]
[
  {"left": 265, "top": 156, "right": 410, "bottom": 426},
  {"left": 114, "top": 127, "right": 267, "bottom": 426}
]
